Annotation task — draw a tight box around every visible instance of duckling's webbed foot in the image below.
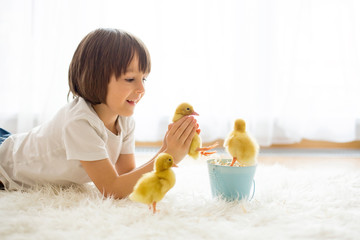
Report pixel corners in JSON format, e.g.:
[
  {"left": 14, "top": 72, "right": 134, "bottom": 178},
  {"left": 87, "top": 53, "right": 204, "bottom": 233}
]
[{"left": 197, "top": 142, "right": 218, "bottom": 156}]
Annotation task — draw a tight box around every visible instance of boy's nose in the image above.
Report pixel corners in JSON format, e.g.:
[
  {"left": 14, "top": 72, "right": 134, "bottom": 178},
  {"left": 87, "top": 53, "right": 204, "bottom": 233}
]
[{"left": 136, "top": 81, "right": 145, "bottom": 94}]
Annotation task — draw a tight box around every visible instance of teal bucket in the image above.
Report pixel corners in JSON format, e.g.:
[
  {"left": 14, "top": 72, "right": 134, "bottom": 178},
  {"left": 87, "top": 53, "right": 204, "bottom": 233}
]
[{"left": 207, "top": 159, "right": 257, "bottom": 201}]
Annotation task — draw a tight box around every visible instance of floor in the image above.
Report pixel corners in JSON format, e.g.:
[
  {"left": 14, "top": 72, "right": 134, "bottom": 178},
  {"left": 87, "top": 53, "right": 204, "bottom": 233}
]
[
  {"left": 135, "top": 147, "right": 360, "bottom": 169},
  {"left": 256, "top": 148, "right": 360, "bottom": 168}
]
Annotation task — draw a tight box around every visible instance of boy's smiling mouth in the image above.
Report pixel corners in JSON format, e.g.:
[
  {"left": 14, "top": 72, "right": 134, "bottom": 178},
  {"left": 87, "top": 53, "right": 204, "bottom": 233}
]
[{"left": 126, "top": 99, "right": 139, "bottom": 105}]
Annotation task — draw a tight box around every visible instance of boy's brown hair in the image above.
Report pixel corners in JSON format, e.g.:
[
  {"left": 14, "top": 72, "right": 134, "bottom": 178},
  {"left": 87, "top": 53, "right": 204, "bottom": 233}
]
[{"left": 68, "top": 28, "right": 151, "bottom": 105}]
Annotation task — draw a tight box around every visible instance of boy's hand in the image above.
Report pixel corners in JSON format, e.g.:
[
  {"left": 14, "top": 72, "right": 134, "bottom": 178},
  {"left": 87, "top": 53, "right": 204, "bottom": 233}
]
[{"left": 162, "top": 116, "right": 197, "bottom": 164}]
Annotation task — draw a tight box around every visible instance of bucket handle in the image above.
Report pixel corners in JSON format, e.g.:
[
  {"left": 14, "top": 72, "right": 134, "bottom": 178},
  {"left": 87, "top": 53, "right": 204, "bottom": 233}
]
[{"left": 249, "top": 180, "right": 255, "bottom": 201}]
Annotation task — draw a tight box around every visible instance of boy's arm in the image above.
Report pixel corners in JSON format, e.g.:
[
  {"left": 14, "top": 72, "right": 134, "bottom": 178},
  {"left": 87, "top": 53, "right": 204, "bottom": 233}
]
[
  {"left": 80, "top": 157, "right": 155, "bottom": 199},
  {"left": 115, "top": 154, "right": 136, "bottom": 175},
  {"left": 80, "top": 116, "right": 196, "bottom": 199}
]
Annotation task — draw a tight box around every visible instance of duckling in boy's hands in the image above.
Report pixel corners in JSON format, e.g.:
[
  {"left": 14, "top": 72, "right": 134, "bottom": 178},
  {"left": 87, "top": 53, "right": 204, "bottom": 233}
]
[
  {"left": 129, "top": 153, "right": 177, "bottom": 214},
  {"left": 172, "top": 103, "right": 217, "bottom": 159},
  {"left": 224, "top": 119, "right": 259, "bottom": 167}
]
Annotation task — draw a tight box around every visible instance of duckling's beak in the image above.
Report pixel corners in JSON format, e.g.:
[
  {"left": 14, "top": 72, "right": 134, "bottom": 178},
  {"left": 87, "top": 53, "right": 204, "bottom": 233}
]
[
  {"left": 172, "top": 162, "right": 179, "bottom": 168},
  {"left": 191, "top": 111, "right": 199, "bottom": 116}
]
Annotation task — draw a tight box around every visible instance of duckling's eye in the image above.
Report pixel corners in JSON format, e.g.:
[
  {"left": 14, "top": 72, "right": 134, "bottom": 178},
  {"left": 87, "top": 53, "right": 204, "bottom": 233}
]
[
  {"left": 168, "top": 159, "right": 172, "bottom": 161},
  {"left": 186, "top": 108, "right": 190, "bottom": 111}
]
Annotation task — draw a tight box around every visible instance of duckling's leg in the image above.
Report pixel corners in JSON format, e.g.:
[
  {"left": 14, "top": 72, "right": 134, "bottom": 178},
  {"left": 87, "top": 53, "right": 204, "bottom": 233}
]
[
  {"left": 230, "top": 157, "right": 237, "bottom": 166},
  {"left": 200, "top": 151, "right": 216, "bottom": 156},
  {"left": 197, "top": 143, "right": 218, "bottom": 156},
  {"left": 152, "top": 202, "right": 157, "bottom": 214}
]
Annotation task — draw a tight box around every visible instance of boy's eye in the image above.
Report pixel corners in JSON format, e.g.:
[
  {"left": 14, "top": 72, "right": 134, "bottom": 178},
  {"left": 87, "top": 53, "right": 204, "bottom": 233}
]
[{"left": 125, "top": 78, "right": 134, "bottom": 82}]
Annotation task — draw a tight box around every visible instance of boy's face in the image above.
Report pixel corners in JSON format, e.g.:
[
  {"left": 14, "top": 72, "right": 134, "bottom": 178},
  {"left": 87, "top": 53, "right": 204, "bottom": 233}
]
[{"left": 106, "top": 55, "right": 147, "bottom": 117}]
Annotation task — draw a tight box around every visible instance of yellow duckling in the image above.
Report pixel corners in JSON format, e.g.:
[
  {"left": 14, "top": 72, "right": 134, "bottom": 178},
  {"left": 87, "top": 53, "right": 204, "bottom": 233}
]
[
  {"left": 224, "top": 119, "right": 259, "bottom": 167},
  {"left": 129, "top": 153, "right": 177, "bottom": 214},
  {"left": 172, "top": 103, "right": 217, "bottom": 159}
]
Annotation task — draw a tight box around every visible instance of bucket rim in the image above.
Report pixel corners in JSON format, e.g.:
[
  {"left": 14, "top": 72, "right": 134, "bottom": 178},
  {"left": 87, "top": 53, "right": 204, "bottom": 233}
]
[{"left": 207, "top": 159, "right": 258, "bottom": 168}]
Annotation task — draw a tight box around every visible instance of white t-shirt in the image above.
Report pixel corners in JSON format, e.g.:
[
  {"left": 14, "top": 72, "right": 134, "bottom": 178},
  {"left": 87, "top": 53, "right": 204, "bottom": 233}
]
[{"left": 0, "top": 97, "right": 135, "bottom": 190}]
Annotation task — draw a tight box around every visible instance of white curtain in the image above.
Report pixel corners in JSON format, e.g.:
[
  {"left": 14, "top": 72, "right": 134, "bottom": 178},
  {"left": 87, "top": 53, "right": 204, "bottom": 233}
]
[{"left": 1, "top": 0, "right": 359, "bottom": 146}]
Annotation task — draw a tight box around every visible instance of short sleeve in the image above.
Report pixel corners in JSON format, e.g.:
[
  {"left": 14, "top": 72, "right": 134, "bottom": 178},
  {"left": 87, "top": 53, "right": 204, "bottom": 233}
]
[
  {"left": 63, "top": 118, "right": 109, "bottom": 161},
  {"left": 119, "top": 117, "right": 135, "bottom": 154}
]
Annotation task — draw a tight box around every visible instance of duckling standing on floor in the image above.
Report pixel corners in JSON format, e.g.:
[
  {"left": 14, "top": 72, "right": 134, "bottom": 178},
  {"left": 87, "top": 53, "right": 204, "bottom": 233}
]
[
  {"left": 129, "top": 153, "right": 177, "bottom": 214},
  {"left": 172, "top": 103, "right": 217, "bottom": 159},
  {"left": 224, "top": 119, "right": 259, "bottom": 167}
]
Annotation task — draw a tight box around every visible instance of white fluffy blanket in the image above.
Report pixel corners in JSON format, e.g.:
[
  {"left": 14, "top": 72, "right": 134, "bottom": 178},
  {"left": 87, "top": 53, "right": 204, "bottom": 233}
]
[{"left": 0, "top": 158, "right": 359, "bottom": 240}]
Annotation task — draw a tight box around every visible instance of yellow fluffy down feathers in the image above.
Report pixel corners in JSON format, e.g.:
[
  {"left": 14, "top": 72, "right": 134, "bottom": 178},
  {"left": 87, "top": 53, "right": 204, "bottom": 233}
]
[
  {"left": 129, "top": 153, "right": 177, "bottom": 213},
  {"left": 224, "top": 119, "right": 259, "bottom": 166}
]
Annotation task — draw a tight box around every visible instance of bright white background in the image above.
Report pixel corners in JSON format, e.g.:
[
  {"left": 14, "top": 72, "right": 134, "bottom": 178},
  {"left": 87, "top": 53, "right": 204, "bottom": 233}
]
[{"left": 1, "top": 0, "right": 359, "bottom": 146}]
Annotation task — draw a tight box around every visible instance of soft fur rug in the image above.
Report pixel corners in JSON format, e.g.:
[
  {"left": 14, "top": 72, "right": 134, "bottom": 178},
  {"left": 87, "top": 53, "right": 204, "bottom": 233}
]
[{"left": 0, "top": 157, "right": 359, "bottom": 240}]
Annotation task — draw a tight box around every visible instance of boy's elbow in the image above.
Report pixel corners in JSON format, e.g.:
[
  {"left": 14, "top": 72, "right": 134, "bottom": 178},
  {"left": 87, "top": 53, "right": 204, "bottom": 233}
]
[{"left": 97, "top": 184, "right": 128, "bottom": 199}]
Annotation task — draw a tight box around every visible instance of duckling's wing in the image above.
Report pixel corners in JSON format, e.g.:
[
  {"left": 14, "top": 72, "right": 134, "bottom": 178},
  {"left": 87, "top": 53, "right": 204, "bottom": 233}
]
[
  {"left": 157, "top": 170, "right": 176, "bottom": 198},
  {"left": 188, "top": 133, "right": 201, "bottom": 159},
  {"left": 224, "top": 131, "right": 235, "bottom": 147},
  {"left": 130, "top": 173, "right": 158, "bottom": 204},
  {"left": 228, "top": 133, "right": 259, "bottom": 163}
]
